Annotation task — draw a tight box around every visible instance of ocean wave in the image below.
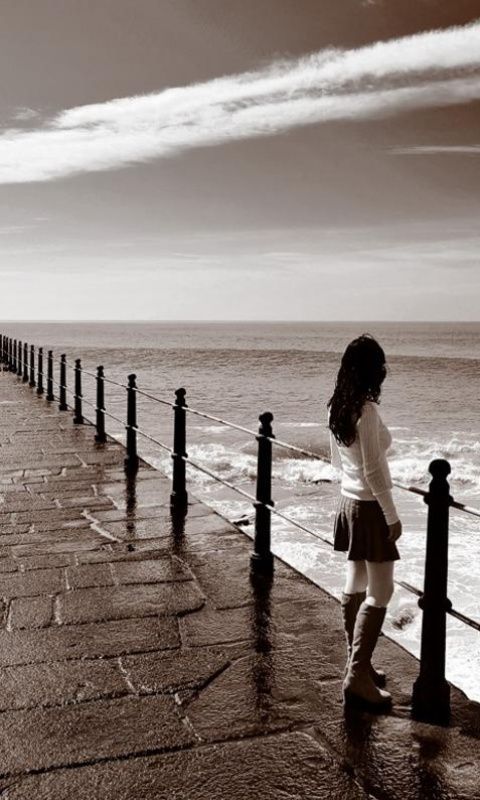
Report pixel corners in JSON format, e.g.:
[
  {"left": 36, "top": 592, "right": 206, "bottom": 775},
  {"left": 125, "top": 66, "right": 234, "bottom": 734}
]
[
  {"left": 278, "top": 422, "right": 322, "bottom": 428},
  {"left": 147, "top": 432, "right": 478, "bottom": 492},
  {"left": 191, "top": 424, "right": 229, "bottom": 434}
]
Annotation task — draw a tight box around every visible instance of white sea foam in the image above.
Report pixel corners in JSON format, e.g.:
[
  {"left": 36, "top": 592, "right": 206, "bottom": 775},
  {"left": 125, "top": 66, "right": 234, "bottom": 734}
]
[
  {"left": 279, "top": 422, "right": 322, "bottom": 428},
  {"left": 152, "top": 435, "right": 479, "bottom": 492}
]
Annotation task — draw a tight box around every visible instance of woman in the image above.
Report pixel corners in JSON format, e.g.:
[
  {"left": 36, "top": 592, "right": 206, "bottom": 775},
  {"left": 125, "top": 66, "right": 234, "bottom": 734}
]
[{"left": 327, "top": 334, "right": 402, "bottom": 711}]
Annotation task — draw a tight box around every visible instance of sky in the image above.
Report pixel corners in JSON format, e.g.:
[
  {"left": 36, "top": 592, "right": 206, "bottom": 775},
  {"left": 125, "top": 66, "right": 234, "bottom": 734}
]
[{"left": 1, "top": 0, "right": 480, "bottom": 321}]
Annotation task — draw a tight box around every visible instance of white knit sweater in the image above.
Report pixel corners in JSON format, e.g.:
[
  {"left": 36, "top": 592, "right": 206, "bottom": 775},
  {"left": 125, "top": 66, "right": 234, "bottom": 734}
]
[{"left": 329, "top": 400, "right": 399, "bottom": 525}]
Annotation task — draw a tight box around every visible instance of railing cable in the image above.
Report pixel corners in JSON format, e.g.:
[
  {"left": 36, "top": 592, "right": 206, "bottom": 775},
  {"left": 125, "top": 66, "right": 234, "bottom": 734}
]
[{"left": 180, "top": 454, "right": 258, "bottom": 503}]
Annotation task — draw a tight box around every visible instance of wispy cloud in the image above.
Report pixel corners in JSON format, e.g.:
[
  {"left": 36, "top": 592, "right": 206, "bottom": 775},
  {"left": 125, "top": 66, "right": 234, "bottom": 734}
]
[
  {"left": 12, "top": 107, "right": 39, "bottom": 122},
  {"left": 1, "top": 20, "right": 480, "bottom": 183},
  {"left": 391, "top": 144, "right": 480, "bottom": 155}
]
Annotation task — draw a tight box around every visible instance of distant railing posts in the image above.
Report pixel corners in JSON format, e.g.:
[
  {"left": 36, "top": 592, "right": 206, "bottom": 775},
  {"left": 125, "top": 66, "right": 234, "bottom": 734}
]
[
  {"left": 251, "top": 412, "right": 275, "bottom": 574},
  {"left": 36, "top": 347, "right": 44, "bottom": 395},
  {"left": 22, "top": 343, "right": 28, "bottom": 383},
  {"left": 46, "top": 351, "right": 54, "bottom": 401},
  {"left": 29, "top": 344, "right": 35, "bottom": 388},
  {"left": 170, "top": 388, "right": 188, "bottom": 512},
  {"left": 95, "top": 366, "right": 107, "bottom": 443},
  {"left": 17, "top": 340, "right": 22, "bottom": 377},
  {"left": 59, "top": 354, "right": 68, "bottom": 411},
  {"left": 125, "top": 373, "right": 139, "bottom": 472},
  {"left": 73, "top": 358, "right": 84, "bottom": 424},
  {"left": 412, "top": 459, "right": 452, "bottom": 725}
]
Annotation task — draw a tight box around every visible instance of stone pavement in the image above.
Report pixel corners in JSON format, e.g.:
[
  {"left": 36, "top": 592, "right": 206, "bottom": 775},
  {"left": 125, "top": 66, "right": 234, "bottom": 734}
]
[{"left": 0, "top": 368, "right": 479, "bottom": 800}]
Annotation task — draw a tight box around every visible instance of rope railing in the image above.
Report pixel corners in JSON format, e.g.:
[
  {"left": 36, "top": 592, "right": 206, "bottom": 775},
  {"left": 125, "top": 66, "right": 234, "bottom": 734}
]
[
  {"left": 134, "top": 426, "right": 172, "bottom": 454},
  {"left": 1, "top": 332, "right": 479, "bottom": 724},
  {"left": 134, "top": 387, "right": 174, "bottom": 408}
]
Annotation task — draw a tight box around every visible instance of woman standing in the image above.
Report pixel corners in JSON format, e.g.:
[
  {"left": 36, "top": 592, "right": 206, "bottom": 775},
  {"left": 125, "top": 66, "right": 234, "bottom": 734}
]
[{"left": 328, "top": 334, "right": 402, "bottom": 711}]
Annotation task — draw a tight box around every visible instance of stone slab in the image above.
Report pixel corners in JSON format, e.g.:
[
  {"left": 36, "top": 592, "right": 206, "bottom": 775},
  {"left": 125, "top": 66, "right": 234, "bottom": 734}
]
[
  {"left": 0, "top": 694, "right": 193, "bottom": 776},
  {"left": 58, "top": 582, "right": 205, "bottom": 624},
  {"left": 0, "top": 616, "right": 180, "bottom": 666},
  {"left": 121, "top": 646, "right": 231, "bottom": 694},
  {"left": 0, "top": 568, "right": 65, "bottom": 598},
  {"left": 0, "top": 659, "right": 128, "bottom": 710},
  {"left": 113, "top": 557, "right": 193, "bottom": 584},
  {"left": 8, "top": 595, "right": 53, "bottom": 629},
  {"left": 0, "top": 730, "right": 370, "bottom": 800},
  {"left": 66, "top": 563, "right": 114, "bottom": 589}
]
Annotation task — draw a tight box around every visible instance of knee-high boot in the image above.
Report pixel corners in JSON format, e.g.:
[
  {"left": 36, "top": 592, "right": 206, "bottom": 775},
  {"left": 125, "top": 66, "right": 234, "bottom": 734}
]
[
  {"left": 340, "top": 591, "right": 386, "bottom": 687},
  {"left": 343, "top": 601, "right": 392, "bottom": 710}
]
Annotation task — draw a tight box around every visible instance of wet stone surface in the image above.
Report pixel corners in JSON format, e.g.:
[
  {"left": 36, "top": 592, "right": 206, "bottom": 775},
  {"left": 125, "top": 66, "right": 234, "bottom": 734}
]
[{"left": 0, "top": 369, "right": 479, "bottom": 798}]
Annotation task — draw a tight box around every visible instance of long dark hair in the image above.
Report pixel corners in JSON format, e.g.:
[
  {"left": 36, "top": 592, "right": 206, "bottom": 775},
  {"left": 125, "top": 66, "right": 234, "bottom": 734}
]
[{"left": 327, "top": 334, "right": 386, "bottom": 447}]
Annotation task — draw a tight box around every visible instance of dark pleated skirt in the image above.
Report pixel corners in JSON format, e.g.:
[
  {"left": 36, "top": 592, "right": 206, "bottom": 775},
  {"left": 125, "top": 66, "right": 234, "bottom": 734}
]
[{"left": 333, "top": 495, "right": 400, "bottom": 562}]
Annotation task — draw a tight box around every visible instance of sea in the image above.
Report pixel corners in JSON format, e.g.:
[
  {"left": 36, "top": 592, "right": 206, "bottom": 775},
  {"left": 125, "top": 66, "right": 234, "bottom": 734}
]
[{"left": 2, "top": 321, "right": 479, "bottom": 702}]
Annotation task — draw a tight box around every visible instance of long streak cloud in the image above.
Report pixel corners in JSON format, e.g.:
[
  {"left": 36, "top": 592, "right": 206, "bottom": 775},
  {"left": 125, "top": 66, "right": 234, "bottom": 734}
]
[{"left": 2, "top": 20, "right": 480, "bottom": 183}]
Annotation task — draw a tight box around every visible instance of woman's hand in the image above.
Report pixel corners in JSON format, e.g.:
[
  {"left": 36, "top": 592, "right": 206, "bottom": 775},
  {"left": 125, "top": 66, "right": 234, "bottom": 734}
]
[{"left": 388, "top": 520, "right": 402, "bottom": 542}]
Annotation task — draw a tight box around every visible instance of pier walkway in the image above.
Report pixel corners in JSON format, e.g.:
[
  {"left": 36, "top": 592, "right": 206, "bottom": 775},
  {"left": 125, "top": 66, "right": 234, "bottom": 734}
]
[{"left": 0, "top": 370, "right": 479, "bottom": 799}]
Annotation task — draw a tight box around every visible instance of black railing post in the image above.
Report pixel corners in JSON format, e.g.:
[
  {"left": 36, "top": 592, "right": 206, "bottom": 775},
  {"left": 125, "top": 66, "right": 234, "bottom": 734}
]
[
  {"left": 170, "top": 388, "right": 188, "bottom": 512},
  {"left": 411, "top": 459, "right": 452, "bottom": 726},
  {"left": 17, "top": 340, "right": 22, "bottom": 376},
  {"left": 73, "top": 358, "right": 84, "bottom": 424},
  {"left": 46, "top": 351, "right": 54, "bottom": 401},
  {"left": 8, "top": 337, "right": 13, "bottom": 371},
  {"left": 125, "top": 374, "right": 139, "bottom": 472},
  {"left": 13, "top": 339, "right": 17, "bottom": 373},
  {"left": 29, "top": 344, "right": 35, "bottom": 387},
  {"left": 36, "top": 347, "right": 44, "bottom": 395},
  {"left": 95, "top": 366, "right": 106, "bottom": 443},
  {"left": 251, "top": 411, "right": 275, "bottom": 574},
  {"left": 22, "top": 343, "right": 28, "bottom": 382},
  {"left": 59, "top": 354, "right": 68, "bottom": 411}
]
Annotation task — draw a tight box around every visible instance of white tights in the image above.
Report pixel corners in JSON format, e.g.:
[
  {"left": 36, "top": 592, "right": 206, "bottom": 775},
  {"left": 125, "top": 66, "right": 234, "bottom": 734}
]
[{"left": 344, "top": 559, "right": 394, "bottom": 608}]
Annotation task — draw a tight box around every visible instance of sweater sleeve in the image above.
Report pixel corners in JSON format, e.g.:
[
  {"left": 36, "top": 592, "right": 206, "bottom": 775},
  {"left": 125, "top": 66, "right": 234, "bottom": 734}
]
[
  {"left": 357, "top": 403, "right": 399, "bottom": 525},
  {"left": 329, "top": 429, "right": 342, "bottom": 475}
]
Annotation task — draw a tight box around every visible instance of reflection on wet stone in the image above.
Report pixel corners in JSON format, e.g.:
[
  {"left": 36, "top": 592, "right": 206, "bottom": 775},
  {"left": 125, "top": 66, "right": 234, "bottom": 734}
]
[
  {"left": 249, "top": 571, "right": 275, "bottom": 722},
  {"left": 124, "top": 469, "right": 137, "bottom": 543}
]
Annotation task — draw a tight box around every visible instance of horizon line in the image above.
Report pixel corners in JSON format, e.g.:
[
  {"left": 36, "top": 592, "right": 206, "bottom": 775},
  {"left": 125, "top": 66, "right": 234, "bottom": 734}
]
[{"left": 0, "top": 319, "right": 479, "bottom": 325}]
